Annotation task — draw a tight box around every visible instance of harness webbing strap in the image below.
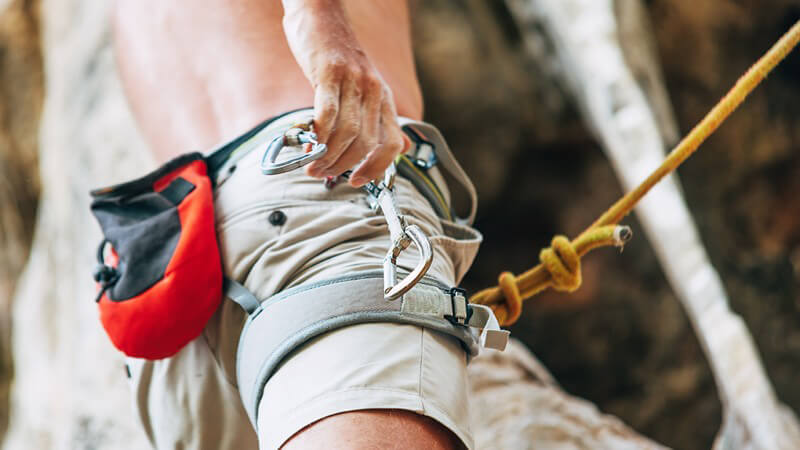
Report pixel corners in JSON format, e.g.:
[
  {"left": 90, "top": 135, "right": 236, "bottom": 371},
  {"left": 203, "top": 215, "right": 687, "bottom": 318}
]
[
  {"left": 398, "top": 119, "right": 478, "bottom": 225},
  {"left": 231, "top": 270, "right": 508, "bottom": 427},
  {"left": 223, "top": 278, "right": 260, "bottom": 315},
  {"left": 205, "top": 107, "right": 311, "bottom": 178}
]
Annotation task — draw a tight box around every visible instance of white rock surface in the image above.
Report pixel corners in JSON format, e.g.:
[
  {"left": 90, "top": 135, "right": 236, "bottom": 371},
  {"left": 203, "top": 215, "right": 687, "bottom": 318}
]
[{"left": 3, "top": 0, "right": 151, "bottom": 448}]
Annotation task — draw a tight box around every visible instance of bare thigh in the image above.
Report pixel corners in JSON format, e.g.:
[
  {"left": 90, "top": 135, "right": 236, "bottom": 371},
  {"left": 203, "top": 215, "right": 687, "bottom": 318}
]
[{"left": 283, "top": 410, "right": 463, "bottom": 450}]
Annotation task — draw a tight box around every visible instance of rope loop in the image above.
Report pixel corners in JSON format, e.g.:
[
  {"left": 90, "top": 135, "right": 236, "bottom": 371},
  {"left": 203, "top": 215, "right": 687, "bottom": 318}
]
[
  {"left": 497, "top": 271, "right": 523, "bottom": 325},
  {"left": 539, "top": 235, "right": 582, "bottom": 292}
]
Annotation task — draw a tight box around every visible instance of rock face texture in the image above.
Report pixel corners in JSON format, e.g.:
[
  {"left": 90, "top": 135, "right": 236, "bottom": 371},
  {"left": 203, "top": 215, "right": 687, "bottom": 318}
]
[
  {"left": 469, "top": 340, "right": 667, "bottom": 450},
  {"left": 2, "top": 0, "right": 151, "bottom": 447},
  {"left": 0, "top": 0, "right": 42, "bottom": 439},
  {"left": 1, "top": 0, "right": 800, "bottom": 449}
]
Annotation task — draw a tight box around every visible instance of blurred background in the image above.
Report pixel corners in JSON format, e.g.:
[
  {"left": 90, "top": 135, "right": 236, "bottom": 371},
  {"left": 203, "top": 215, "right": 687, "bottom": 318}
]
[{"left": 0, "top": 0, "right": 798, "bottom": 449}]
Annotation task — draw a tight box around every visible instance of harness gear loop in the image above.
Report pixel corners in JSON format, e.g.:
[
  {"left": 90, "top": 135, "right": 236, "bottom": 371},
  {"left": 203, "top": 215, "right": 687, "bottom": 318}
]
[{"left": 473, "top": 20, "right": 800, "bottom": 327}]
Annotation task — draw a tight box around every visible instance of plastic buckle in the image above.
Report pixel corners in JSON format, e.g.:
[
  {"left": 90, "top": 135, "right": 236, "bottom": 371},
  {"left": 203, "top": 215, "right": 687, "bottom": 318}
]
[{"left": 447, "top": 287, "right": 470, "bottom": 325}]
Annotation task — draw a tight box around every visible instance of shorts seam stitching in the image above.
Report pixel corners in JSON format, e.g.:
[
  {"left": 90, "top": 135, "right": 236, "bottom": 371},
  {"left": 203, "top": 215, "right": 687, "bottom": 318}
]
[{"left": 418, "top": 327, "right": 425, "bottom": 405}]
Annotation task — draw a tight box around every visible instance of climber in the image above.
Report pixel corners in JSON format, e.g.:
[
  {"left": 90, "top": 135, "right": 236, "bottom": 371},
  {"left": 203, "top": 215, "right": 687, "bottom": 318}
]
[{"left": 110, "top": 1, "right": 488, "bottom": 449}]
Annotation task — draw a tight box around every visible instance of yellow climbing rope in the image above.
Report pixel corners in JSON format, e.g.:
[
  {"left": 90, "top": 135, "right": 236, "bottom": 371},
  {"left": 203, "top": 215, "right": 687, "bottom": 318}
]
[{"left": 472, "top": 20, "right": 800, "bottom": 326}]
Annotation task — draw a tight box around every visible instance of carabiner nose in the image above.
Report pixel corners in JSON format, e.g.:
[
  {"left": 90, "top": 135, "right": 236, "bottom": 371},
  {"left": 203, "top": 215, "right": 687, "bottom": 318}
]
[
  {"left": 383, "top": 224, "right": 434, "bottom": 300},
  {"left": 261, "top": 127, "right": 327, "bottom": 175}
]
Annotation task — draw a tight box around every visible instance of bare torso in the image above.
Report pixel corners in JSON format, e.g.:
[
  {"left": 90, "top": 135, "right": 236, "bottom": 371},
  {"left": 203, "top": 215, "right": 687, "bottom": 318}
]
[{"left": 113, "top": 0, "right": 422, "bottom": 161}]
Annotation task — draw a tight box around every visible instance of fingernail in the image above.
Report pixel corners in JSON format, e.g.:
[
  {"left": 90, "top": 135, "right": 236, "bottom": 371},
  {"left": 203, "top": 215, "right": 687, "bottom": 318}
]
[{"left": 350, "top": 176, "right": 366, "bottom": 186}]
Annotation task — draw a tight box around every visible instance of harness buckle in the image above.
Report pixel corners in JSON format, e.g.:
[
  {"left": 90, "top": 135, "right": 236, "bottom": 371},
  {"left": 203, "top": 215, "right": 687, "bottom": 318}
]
[
  {"left": 447, "top": 287, "right": 470, "bottom": 325},
  {"left": 402, "top": 125, "right": 438, "bottom": 170},
  {"left": 261, "top": 125, "right": 327, "bottom": 175}
]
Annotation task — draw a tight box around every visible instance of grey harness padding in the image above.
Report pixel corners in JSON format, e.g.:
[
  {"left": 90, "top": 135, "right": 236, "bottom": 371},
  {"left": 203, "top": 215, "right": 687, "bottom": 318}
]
[
  {"left": 226, "top": 271, "right": 509, "bottom": 427},
  {"left": 397, "top": 118, "right": 478, "bottom": 226}
]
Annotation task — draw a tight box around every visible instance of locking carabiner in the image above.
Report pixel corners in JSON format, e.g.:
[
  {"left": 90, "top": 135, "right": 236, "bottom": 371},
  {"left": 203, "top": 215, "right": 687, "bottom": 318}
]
[
  {"left": 261, "top": 125, "right": 327, "bottom": 175},
  {"left": 370, "top": 164, "right": 434, "bottom": 300},
  {"left": 383, "top": 224, "right": 433, "bottom": 300}
]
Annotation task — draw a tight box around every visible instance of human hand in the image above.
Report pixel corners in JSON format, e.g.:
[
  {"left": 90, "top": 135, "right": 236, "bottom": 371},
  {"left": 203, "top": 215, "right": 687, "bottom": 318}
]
[{"left": 282, "top": 0, "right": 407, "bottom": 187}]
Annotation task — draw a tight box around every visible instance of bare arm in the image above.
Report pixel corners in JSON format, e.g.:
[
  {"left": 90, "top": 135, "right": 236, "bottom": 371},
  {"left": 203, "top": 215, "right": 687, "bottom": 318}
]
[{"left": 281, "top": 0, "right": 407, "bottom": 187}]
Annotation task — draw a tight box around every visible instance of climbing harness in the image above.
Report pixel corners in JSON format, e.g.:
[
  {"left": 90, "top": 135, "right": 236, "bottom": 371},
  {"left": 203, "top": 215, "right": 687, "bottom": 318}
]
[
  {"left": 232, "top": 271, "right": 507, "bottom": 427},
  {"left": 87, "top": 108, "right": 508, "bottom": 420},
  {"left": 233, "top": 115, "right": 507, "bottom": 426},
  {"left": 473, "top": 19, "right": 800, "bottom": 326},
  {"left": 262, "top": 123, "right": 434, "bottom": 300}
]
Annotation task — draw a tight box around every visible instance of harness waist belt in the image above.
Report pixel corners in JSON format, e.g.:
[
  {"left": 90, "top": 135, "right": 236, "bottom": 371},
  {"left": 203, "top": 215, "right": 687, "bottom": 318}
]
[{"left": 229, "top": 271, "right": 509, "bottom": 427}]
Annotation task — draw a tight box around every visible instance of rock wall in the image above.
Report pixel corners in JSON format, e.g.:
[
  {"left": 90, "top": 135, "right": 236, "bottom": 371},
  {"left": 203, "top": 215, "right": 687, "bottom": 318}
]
[
  {"left": 0, "top": 0, "right": 41, "bottom": 439},
  {"left": 2, "top": 0, "right": 151, "bottom": 447}
]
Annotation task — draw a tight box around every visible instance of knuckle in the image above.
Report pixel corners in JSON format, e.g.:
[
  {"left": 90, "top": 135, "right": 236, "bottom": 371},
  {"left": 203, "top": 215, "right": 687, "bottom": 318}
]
[
  {"left": 325, "top": 59, "right": 349, "bottom": 78},
  {"left": 362, "top": 74, "right": 383, "bottom": 94}
]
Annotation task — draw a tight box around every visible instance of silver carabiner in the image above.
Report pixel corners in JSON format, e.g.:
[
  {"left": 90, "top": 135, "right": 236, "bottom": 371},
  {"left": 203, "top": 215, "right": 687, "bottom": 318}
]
[
  {"left": 261, "top": 126, "right": 327, "bottom": 175},
  {"left": 373, "top": 164, "right": 434, "bottom": 300},
  {"left": 383, "top": 224, "right": 433, "bottom": 300}
]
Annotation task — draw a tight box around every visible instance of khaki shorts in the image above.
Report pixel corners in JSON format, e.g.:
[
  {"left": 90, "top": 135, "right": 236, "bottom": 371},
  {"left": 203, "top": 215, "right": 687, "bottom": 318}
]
[{"left": 125, "top": 110, "right": 482, "bottom": 449}]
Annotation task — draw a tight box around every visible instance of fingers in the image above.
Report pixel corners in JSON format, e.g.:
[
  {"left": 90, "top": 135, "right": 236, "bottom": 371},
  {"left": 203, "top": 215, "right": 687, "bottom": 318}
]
[
  {"left": 307, "top": 78, "right": 359, "bottom": 177},
  {"left": 310, "top": 81, "right": 339, "bottom": 146},
  {"left": 349, "top": 93, "right": 405, "bottom": 187},
  {"left": 305, "top": 66, "right": 404, "bottom": 185},
  {"left": 321, "top": 77, "right": 382, "bottom": 177}
]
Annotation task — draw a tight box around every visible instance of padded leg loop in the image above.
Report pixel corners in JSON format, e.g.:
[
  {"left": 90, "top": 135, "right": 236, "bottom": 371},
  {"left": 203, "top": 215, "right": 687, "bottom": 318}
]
[{"left": 230, "top": 270, "right": 508, "bottom": 427}]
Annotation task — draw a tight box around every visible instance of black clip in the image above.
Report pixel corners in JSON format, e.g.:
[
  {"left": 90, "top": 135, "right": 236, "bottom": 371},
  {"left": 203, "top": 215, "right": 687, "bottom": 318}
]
[
  {"left": 447, "top": 287, "right": 472, "bottom": 325},
  {"left": 402, "top": 126, "right": 438, "bottom": 170}
]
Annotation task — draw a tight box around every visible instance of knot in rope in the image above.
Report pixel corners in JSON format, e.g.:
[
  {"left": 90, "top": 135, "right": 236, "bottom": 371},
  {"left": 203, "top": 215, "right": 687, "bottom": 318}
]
[
  {"left": 539, "top": 235, "right": 581, "bottom": 292},
  {"left": 497, "top": 271, "right": 523, "bottom": 325}
]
